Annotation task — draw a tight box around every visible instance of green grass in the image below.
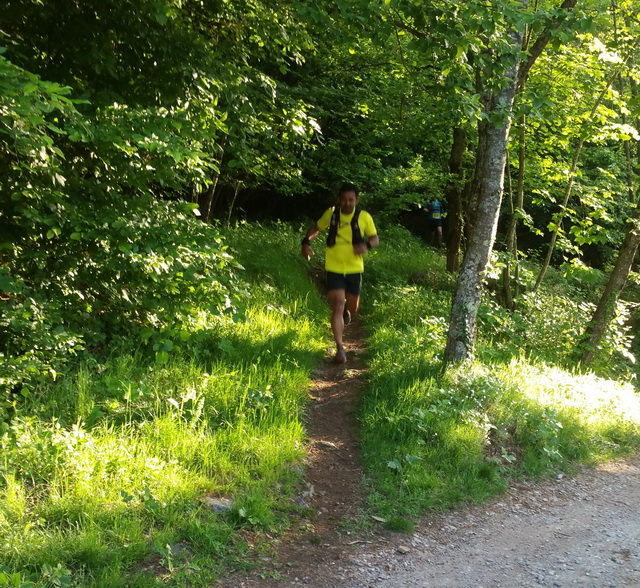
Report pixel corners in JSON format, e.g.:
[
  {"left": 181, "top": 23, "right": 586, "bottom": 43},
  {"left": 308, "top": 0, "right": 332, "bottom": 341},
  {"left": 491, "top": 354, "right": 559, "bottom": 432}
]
[
  {"left": 1, "top": 220, "right": 639, "bottom": 585},
  {"left": 0, "top": 222, "right": 330, "bottom": 586},
  {"left": 358, "top": 225, "right": 640, "bottom": 522}
]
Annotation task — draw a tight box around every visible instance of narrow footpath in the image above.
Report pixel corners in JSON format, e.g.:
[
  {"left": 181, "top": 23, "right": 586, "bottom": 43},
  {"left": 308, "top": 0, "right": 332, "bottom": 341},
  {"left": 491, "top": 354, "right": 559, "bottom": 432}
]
[{"left": 217, "top": 319, "right": 372, "bottom": 587}]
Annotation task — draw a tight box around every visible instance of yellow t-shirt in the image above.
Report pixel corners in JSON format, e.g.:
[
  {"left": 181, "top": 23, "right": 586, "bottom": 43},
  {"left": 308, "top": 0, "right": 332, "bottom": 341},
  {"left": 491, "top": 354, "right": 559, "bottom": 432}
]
[{"left": 317, "top": 207, "right": 377, "bottom": 274}]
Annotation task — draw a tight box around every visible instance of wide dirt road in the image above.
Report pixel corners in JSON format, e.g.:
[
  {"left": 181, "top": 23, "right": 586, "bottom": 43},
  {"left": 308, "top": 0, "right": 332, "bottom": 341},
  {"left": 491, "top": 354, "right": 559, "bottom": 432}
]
[{"left": 344, "top": 457, "right": 640, "bottom": 588}]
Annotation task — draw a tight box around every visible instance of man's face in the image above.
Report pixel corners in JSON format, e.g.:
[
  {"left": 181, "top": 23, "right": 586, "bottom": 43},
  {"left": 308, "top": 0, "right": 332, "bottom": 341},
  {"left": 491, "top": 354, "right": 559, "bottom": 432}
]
[{"left": 339, "top": 190, "right": 358, "bottom": 214}]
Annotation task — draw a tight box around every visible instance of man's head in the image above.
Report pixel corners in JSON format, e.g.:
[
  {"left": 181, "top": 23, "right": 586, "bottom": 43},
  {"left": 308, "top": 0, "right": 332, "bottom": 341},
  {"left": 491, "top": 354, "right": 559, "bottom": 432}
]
[{"left": 338, "top": 182, "right": 359, "bottom": 215}]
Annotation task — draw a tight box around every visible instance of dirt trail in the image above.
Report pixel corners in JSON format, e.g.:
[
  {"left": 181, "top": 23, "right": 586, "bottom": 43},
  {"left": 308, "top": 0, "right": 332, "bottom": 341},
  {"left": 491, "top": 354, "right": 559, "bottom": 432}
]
[
  {"left": 217, "top": 319, "right": 370, "bottom": 587},
  {"left": 218, "top": 323, "right": 640, "bottom": 588}
]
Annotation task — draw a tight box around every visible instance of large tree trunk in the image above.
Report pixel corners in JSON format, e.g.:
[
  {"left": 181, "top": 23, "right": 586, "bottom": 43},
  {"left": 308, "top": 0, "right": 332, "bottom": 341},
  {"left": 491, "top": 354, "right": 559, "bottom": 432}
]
[
  {"left": 444, "top": 39, "right": 523, "bottom": 362},
  {"left": 445, "top": 127, "right": 467, "bottom": 273},
  {"left": 579, "top": 213, "right": 640, "bottom": 365}
]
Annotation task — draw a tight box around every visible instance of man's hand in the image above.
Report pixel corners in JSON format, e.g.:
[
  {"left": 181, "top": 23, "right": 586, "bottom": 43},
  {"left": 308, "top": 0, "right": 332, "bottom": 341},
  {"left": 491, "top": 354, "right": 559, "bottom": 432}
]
[
  {"left": 353, "top": 243, "right": 368, "bottom": 255},
  {"left": 301, "top": 243, "right": 314, "bottom": 261},
  {"left": 354, "top": 235, "right": 378, "bottom": 255}
]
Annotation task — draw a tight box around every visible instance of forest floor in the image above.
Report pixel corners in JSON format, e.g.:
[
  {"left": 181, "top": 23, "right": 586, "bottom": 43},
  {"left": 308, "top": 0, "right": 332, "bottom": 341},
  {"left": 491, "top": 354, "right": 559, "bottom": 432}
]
[{"left": 216, "top": 320, "right": 640, "bottom": 588}]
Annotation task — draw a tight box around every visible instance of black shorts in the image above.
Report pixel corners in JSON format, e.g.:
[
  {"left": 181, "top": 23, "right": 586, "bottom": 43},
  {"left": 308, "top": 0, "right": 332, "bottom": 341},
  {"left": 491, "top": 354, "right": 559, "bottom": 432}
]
[
  {"left": 428, "top": 218, "right": 443, "bottom": 230},
  {"left": 326, "top": 272, "right": 362, "bottom": 295}
]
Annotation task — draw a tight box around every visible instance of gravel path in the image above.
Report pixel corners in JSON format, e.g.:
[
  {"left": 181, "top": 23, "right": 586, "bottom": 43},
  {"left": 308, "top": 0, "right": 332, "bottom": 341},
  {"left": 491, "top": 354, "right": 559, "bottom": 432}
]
[{"left": 343, "top": 457, "right": 640, "bottom": 588}]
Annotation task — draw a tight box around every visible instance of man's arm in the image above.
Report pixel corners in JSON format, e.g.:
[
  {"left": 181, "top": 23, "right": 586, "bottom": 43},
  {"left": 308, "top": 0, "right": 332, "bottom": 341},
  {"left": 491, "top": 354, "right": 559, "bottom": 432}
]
[
  {"left": 353, "top": 233, "right": 378, "bottom": 255},
  {"left": 354, "top": 211, "right": 379, "bottom": 255},
  {"left": 301, "top": 225, "right": 321, "bottom": 261}
]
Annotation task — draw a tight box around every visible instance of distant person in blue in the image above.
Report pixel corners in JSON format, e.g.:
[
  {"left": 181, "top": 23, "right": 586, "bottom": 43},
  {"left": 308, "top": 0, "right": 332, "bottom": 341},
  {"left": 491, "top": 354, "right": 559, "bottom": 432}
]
[{"left": 425, "top": 198, "right": 445, "bottom": 248}]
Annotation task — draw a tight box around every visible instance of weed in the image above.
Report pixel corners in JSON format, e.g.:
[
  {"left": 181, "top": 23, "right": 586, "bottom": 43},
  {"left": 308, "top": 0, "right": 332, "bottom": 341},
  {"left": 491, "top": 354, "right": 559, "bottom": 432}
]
[
  {"left": 0, "top": 223, "right": 329, "bottom": 585},
  {"left": 360, "top": 229, "right": 640, "bottom": 518},
  {"left": 384, "top": 517, "right": 415, "bottom": 533}
]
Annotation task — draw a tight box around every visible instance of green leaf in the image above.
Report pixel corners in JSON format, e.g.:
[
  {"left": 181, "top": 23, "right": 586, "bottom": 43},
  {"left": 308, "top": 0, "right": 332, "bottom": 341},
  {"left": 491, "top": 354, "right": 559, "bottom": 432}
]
[
  {"left": 404, "top": 454, "right": 423, "bottom": 465},
  {"left": 387, "top": 459, "right": 401, "bottom": 470},
  {"left": 140, "top": 327, "right": 154, "bottom": 342},
  {"left": 0, "top": 274, "right": 16, "bottom": 292}
]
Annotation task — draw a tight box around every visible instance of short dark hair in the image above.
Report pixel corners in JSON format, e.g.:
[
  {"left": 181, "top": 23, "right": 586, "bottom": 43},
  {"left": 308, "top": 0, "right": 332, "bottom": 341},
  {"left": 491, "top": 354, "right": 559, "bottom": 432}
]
[{"left": 338, "top": 182, "right": 359, "bottom": 197}]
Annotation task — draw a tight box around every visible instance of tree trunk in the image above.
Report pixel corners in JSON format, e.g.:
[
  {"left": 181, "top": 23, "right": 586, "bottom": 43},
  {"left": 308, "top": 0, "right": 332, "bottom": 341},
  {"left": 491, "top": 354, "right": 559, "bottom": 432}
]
[
  {"left": 444, "top": 29, "right": 523, "bottom": 362},
  {"left": 501, "top": 149, "right": 515, "bottom": 310},
  {"left": 198, "top": 141, "right": 226, "bottom": 223},
  {"left": 199, "top": 172, "right": 220, "bottom": 223},
  {"left": 502, "top": 115, "right": 527, "bottom": 305},
  {"left": 513, "top": 115, "right": 527, "bottom": 299},
  {"left": 579, "top": 214, "right": 640, "bottom": 365},
  {"left": 226, "top": 179, "right": 243, "bottom": 228},
  {"left": 445, "top": 127, "right": 467, "bottom": 273}
]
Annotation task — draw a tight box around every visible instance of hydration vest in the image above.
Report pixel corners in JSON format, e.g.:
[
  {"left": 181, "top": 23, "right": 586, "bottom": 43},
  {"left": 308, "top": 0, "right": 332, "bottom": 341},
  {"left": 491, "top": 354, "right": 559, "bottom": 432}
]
[
  {"left": 326, "top": 207, "right": 365, "bottom": 247},
  {"left": 430, "top": 200, "right": 442, "bottom": 219}
]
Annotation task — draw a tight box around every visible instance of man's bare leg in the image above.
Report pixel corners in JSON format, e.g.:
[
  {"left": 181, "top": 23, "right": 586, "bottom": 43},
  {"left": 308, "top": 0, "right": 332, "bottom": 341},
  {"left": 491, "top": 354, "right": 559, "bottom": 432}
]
[
  {"left": 328, "top": 289, "right": 347, "bottom": 363},
  {"left": 435, "top": 226, "right": 443, "bottom": 247},
  {"left": 344, "top": 292, "right": 360, "bottom": 326}
]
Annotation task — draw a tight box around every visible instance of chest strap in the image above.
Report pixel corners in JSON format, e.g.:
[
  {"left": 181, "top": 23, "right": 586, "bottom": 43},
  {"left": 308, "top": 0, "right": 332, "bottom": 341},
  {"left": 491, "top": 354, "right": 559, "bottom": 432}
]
[{"left": 327, "top": 207, "right": 364, "bottom": 247}]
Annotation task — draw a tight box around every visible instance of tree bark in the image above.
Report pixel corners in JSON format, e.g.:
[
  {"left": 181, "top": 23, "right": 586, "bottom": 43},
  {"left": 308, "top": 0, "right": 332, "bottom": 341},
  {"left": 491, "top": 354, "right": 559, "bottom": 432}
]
[
  {"left": 445, "top": 127, "right": 467, "bottom": 273},
  {"left": 503, "top": 115, "right": 527, "bottom": 304},
  {"left": 225, "top": 179, "right": 243, "bottom": 228},
  {"left": 198, "top": 141, "right": 226, "bottom": 223},
  {"left": 579, "top": 214, "right": 640, "bottom": 365},
  {"left": 199, "top": 172, "right": 220, "bottom": 223},
  {"left": 502, "top": 149, "right": 515, "bottom": 310},
  {"left": 444, "top": 27, "right": 523, "bottom": 362}
]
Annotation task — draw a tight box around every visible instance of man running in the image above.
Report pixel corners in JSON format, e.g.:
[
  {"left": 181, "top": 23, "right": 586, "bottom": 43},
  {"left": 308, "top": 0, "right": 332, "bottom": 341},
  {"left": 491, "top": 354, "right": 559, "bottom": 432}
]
[
  {"left": 425, "top": 198, "right": 445, "bottom": 247},
  {"left": 301, "top": 183, "right": 379, "bottom": 364}
]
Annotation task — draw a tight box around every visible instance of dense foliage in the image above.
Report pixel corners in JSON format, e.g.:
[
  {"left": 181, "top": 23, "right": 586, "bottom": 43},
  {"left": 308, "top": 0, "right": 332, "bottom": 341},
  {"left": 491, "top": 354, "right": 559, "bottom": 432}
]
[{"left": 0, "top": 52, "right": 245, "bottom": 406}]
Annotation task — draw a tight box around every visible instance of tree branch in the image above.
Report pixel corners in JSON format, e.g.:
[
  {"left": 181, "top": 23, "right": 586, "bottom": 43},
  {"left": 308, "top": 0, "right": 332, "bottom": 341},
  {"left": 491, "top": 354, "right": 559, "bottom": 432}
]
[{"left": 517, "top": 0, "right": 579, "bottom": 90}]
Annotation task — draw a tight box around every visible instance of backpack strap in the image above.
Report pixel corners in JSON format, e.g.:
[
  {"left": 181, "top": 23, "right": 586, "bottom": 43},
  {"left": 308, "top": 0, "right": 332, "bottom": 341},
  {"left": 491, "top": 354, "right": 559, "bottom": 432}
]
[
  {"left": 326, "top": 206, "right": 340, "bottom": 247},
  {"left": 326, "top": 207, "right": 365, "bottom": 247},
  {"left": 351, "top": 208, "right": 365, "bottom": 244}
]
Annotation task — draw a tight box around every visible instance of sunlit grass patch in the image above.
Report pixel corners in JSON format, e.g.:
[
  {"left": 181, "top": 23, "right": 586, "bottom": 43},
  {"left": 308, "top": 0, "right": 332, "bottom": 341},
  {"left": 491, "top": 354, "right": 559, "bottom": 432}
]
[
  {"left": 0, "top": 222, "right": 330, "bottom": 585},
  {"left": 361, "top": 227, "right": 640, "bottom": 520},
  {"left": 492, "top": 361, "right": 640, "bottom": 463},
  {"left": 1, "top": 349, "right": 312, "bottom": 580},
  {"left": 360, "top": 351, "right": 640, "bottom": 518}
]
